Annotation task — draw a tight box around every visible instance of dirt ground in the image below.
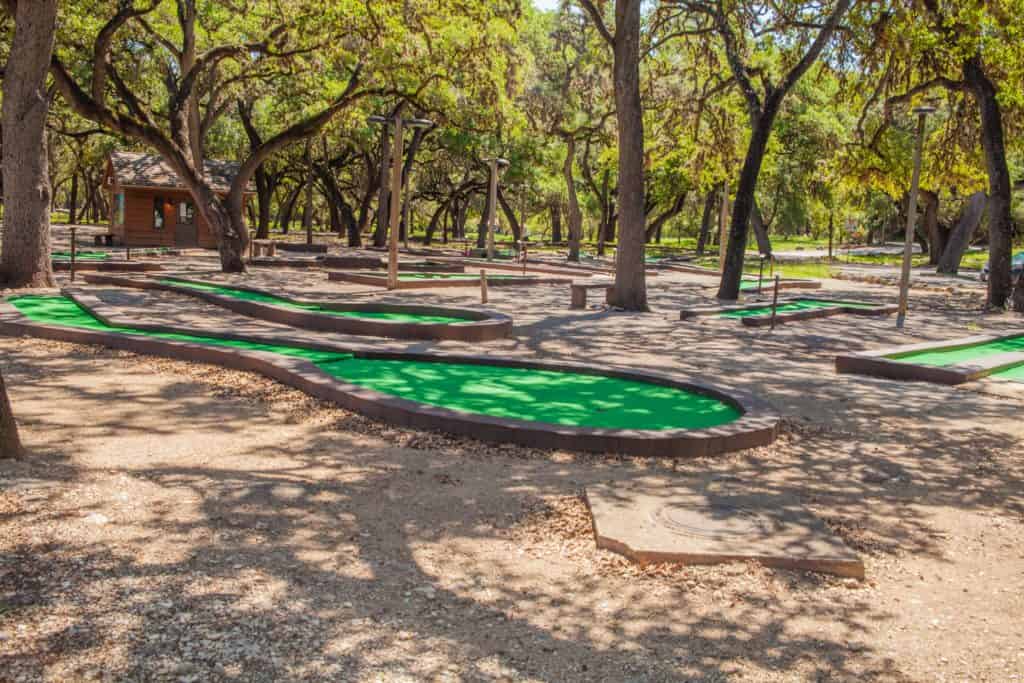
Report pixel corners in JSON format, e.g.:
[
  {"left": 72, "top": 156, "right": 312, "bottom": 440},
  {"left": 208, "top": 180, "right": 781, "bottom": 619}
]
[{"left": 1, "top": 250, "right": 1023, "bottom": 682}]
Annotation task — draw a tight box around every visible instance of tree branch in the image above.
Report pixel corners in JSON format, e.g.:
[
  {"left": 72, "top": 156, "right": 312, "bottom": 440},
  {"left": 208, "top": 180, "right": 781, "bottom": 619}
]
[{"left": 577, "top": 0, "right": 615, "bottom": 46}]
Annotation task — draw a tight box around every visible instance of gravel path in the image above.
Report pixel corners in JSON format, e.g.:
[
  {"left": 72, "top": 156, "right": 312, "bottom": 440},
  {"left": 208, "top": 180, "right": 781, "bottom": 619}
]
[{"left": 1, "top": 256, "right": 1023, "bottom": 681}]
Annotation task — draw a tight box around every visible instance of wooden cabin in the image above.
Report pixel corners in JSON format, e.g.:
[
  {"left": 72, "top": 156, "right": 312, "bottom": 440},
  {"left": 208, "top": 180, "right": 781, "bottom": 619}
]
[{"left": 104, "top": 151, "right": 253, "bottom": 248}]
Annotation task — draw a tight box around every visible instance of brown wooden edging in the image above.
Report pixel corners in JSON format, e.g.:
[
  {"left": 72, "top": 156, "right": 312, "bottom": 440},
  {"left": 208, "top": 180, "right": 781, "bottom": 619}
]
[
  {"left": 527, "top": 258, "right": 660, "bottom": 277},
  {"left": 424, "top": 256, "right": 597, "bottom": 278},
  {"left": 80, "top": 274, "right": 513, "bottom": 342},
  {"left": 713, "top": 279, "right": 823, "bottom": 293},
  {"left": 319, "top": 256, "right": 466, "bottom": 273},
  {"left": 835, "top": 332, "right": 1024, "bottom": 385},
  {"left": 250, "top": 257, "right": 324, "bottom": 269},
  {"left": 276, "top": 243, "right": 329, "bottom": 254},
  {"left": 327, "top": 271, "right": 573, "bottom": 289},
  {"left": 680, "top": 297, "right": 897, "bottom": 327},
  {"left": 52, "top": 261, "right": 163, "bottom": 272},
  {"left": 0, "top": 295, "right": 780, "bottom": 458}
]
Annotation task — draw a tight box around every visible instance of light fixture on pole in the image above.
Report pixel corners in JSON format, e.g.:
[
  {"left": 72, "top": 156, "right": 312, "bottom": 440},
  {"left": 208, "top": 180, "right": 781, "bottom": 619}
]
[
  {"left": 483, "top": 157, "right": 510, "bottom": 260},
  {"left": 896, "top": 104, "right": 936, "bottom": 329},
  {"left": 367, "top": 112, "right": 434, "bottom": 289}
]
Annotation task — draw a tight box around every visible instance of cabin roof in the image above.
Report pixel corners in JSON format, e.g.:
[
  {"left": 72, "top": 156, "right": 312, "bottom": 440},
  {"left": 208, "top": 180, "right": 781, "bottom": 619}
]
[{"left": 109, "top": 151, "right": 253, "bottom": 194}]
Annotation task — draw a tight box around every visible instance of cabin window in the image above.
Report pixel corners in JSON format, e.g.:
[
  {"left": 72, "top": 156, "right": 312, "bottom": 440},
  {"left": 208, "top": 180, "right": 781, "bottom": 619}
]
[
  {"left": 178, "top": 201, "right": 194, "bottom": 222},
  {"left": 153, "top": 197, "right": 165, "bottom": 230}
]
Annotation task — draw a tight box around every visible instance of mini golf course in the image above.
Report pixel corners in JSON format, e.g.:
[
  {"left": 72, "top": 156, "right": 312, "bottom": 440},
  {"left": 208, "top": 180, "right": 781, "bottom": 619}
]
[
  {"left": 0, "top": 293, "right": 779, "bottom": 457},
  {"left": 81, "top": 274, "right": 514, "bottom": 342},
  {"left": 736, "top": 278, "right": 822, "bottom": 293},
  {"left": 837, "top": 332, "right": 1024, "bottom": 385},
  {"left": 328, "top": 271, "right": 573, "bottom": 289},
  {"left": 681, "top": 297, "right": 895, "bottom": 327},
  {"left": 51, "top": 250, "right": 111, "bottom": 261}
]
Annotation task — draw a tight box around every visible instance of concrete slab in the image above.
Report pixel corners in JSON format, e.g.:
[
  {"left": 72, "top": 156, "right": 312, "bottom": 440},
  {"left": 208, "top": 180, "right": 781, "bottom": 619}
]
[{"left": 586, "top": 482, "right": 864, "bottom": 578}]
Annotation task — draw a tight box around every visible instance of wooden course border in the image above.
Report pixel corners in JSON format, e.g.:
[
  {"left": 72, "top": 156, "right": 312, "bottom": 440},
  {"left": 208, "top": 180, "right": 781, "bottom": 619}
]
[
  {"left": 426, "top": 257, "right": 596, "bottom": 278},
  {"left": 727, "top": 279, "right": 823, "bottom": 293},
  {"left": 81, "top": 273, "right": 513, "bottom": 342},
  {"left": 250, "top": 257, "right": 324, "bottom": 269},
  {"left": 0, "top": 293, "right": 780, "bottom": 458},
  {"left": 680, "top": 296, "right": 897, "bottom": 327},
  {"left": 52, "top": 261, "right": 163, "bottom": 272},
  {"left": 835, "top": 331, "right": 1024, "bottom": 385},
  {"left": 327, "top": 271, "right": 573, "bottom": 289}
]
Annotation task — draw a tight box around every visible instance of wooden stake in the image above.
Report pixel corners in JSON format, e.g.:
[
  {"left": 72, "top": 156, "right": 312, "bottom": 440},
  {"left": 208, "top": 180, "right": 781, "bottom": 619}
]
[
  {"left": 69, "top": 226, "right": 77, "bottom": 282},
  {"left": 480, "top": 269, "right": 488, "bottom": 304},
  {"left": 769, "top": 275, "right": 781, "bottom": 331}
]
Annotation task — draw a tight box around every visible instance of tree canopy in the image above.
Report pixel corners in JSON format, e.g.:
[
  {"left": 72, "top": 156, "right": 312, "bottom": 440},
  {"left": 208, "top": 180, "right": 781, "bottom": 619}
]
[{"left": 3, "top": 0, "right": 1023, "bottom": 306}]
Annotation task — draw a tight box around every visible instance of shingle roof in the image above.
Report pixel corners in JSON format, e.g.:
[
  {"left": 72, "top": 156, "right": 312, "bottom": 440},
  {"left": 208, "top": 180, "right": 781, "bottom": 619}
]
[{"left": 109, "top": 151, "right": 252, "bottom": 193}]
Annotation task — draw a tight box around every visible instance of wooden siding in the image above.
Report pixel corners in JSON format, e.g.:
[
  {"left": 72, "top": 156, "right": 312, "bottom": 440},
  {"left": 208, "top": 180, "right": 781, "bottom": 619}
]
[{"left": 107, "top": 183, "right": 238, "bottom": 248}]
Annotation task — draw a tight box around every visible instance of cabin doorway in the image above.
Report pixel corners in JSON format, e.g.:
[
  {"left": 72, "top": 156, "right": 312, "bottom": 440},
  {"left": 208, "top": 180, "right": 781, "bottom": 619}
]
[{"left": 175, "top": 200, "right": 197, "bottom": 247}]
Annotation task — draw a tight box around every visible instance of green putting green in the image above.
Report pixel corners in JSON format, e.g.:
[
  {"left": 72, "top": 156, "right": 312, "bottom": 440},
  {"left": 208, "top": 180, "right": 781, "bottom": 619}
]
[
  {"left": 159, "top": 278, "right": 470, "bottom": 324},
  {"left": 719, "top": 299, "right": 876, "bottom": 319},
  {"left": 991, "top": 362, "right": 1024, "bottom": 382},
  {"left": 7, "top": 295, "right": 742, "bottom": 431},
  {"left": 738, "top": 278, "right": 798, "bottom": 291},
  {"left": 887, "top": 335, "right": 1024, "bottom": 367},
  {"left": 51, "top": 250, "right": 111, "bottom": 261}
]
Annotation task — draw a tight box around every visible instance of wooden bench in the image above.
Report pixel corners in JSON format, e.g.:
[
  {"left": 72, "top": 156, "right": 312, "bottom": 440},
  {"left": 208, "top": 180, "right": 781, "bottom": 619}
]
[
  {"left": 570, "top": 280, "right": 615, "bottom": 309},
  {"left": 251, "top": 240, "right": 277, "bottom": 257}
]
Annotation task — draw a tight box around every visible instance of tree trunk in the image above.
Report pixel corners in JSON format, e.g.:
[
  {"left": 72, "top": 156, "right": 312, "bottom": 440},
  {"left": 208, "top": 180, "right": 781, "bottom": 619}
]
[
  {"left": 564, "top": 138, "right": 583, "bottom": 262},
  {"left": 215, "top": 189, "right": 248, "bottom": 272},
  {"left": 750, "top": 202, "right": 772, "bottom": 256},
  {"left": 302, "top": 147, "right": 315, "bottom": 245},
  {"left": 1, "top": 0, "right": 57, "bottom": 288},
  {"left": 596, "top": 169, "right": 611, "bottom": 256},
  {"left": 277, "top": 183, "right": 302, "bottom": 234},
  {"left": 696, "top": 186, "right": 717, "bottom": 255},
  {"left": 339, "top": 202, "right": 357, "bottom": 243},
  {"left": 645, "top": 192, "right": 688, "bottom": 243},
  {"left": 254, "top": 167, "right": 272, "bottom": 239},
  {"left": 550, "top": 199, "right": 563, "bottom": 243},
  {"left": 0, "top": 369, "right": 20, "bottom": 459},
  {"left": 455, "top": 198, "right": 468, "bottom": 239},
  {"left": 608, "top": 0, "right": 647, "bottom": 310},
  {"left": 963, "top": 55, "right": 1015, "bottom": 309},
  {"left": 718, "top": 110, "right": 777, "bottom": 300},
  {"left": 920, "top": 189, "right": 945, "bottom": 265},
  {"left": 497, "top": 188, "right": 522, "bottom": 243},
  {"left": 373, "top": 127, "right": 391, "bottom": 248},
  {"left": 937, "top": 191, "right": 986, "bottom": 274},
  {"left": 425, "top": 199, "right": 449, "bottom": 245},
  {"left": 476, "top": 191, "right": 490, "bottom": 249},
  {"left": 354, "top": 188, "right": 372, "bottom": 247}
]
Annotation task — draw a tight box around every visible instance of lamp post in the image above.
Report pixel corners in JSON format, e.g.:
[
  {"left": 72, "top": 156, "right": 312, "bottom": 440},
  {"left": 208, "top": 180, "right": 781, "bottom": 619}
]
[
  {"left": 483, "top": 157, "right": 510, "bottom": 260},
  {"left": 368, "top": 111, "right": 433, "bottom": 289},
  {"left": 896, "top": 104, "right": 936, "bottom": 329}
]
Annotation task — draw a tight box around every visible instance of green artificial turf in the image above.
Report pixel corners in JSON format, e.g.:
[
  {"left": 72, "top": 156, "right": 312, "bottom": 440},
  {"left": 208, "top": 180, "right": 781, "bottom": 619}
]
[
  {"left": 7, "top": 295, "right": 742, "bottom": 431},
  {"left": 718, "top": 299, "right": 876, "bottom": 319},
  {"left": 887, "top": 335, "right": 1024, "bottom": 367},
  {"left": 8, "top": 295, "right": 347, "bottom": 364},
  {"left": 990, "top": 362, "right": 1024, "bottom": 382},
  {"left": 159, "top": 278, "right": 470, "bottom": 324},
  {"left": 51, "top": 250, "right": 111, "bottom": 261},
  {"left": 737, "top": 278, "right": 813, "bottom": 291}
]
